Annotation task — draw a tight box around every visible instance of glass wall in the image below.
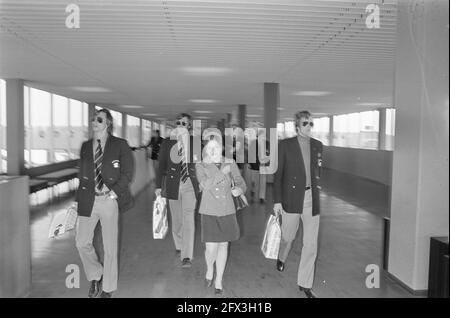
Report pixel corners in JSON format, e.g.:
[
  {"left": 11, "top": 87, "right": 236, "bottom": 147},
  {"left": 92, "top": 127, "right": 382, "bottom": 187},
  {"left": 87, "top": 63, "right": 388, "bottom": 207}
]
[
  {"left": 110, "top": 110, "right": 123, "bottom": 137},
  {"left": 0, "top": 79, "right": 6, "bottom": 173},
  {"left": 69, "top": 99, "right": 89, "bottom": 158},
  {"left": 333, "top": 110, "right": 379, "bottom": 149},
  {"left": 311, "top": 117, "right": 330, "bottom": 145},
  {"left": 142, "top": 119, "right": 152, "bottom": 145},
  {"left": 165, "top": 124, "right": 173, "bottom": 138},
  {"left": 284, "top": 121, "right": 297, "bottom": 138},
  {"left": 385, "top": 108, "right": 396, "bottom": 150},
  {"left": 126, "top": 115, "right": 140, "bottom": 147},
  {"left": 153, "top": 122, "right": 160, "bottom": 132},
  {"left": 25, "top": 87, "right": 51, "bottom": 166},
  {"left": 277, "top": 122, "right": 285, "bottom": 139},
  {"left": 24, "top": 86, "right": 88, "bottom": 168}
]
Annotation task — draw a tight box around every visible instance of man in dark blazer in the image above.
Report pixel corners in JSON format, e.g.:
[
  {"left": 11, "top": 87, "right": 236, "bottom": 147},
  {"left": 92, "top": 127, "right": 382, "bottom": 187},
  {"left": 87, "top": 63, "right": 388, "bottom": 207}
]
[
  {"left": 273, "top": 110, "right": 323, "bottom": 298},
  {"left": 155, "top": 113, "right": 200, "bottom": 268},
  {"left": 75, "top": 108, "right": 134, "bottom": 298}
]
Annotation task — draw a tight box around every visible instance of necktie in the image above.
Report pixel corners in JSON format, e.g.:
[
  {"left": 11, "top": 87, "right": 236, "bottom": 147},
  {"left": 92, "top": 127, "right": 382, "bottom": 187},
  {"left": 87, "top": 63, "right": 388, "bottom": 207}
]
[
  {"left": 178, "top": 139, "right": 189, "bottom": 183},
  {"left": 94, "top": 139, "right": 104, "bottom": 191}
]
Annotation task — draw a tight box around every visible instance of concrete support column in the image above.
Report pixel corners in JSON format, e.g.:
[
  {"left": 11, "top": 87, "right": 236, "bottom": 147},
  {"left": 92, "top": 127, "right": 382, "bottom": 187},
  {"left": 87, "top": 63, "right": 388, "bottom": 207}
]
[
  {"left": 328, "top": 115, "right": 334, "bottom": 146},
  {"left": 87, "top": 103, "right": 96, "bottom": 139},
  {"left": 388, "top": 0, "right": 449, "bottom": 293},
  {"left": 122, "top": 114, "right": 127, "bottom": 140},
  {"left": 5, "top": 79, "right": 24, "bottom": 175},
  {"left": 264, "top": 83, "right": 279, "bottom": 184},
  {"left": 226, "top": 113, "right": 232, "bottom": 127},
  {"left": 264, "top": 82, "right": 279, "bottom": 136},
  {"left": 238, "top": 104, "right": 246, "bottom": 129},
  {"left": 217, "top": 118, "right": 225, "bottom": 134},
  {"left": 378, "top": 108, "right": 387, "bottom": 150},
  {"left": 139, "top": 118, "right": 143, "bottom": 146}
]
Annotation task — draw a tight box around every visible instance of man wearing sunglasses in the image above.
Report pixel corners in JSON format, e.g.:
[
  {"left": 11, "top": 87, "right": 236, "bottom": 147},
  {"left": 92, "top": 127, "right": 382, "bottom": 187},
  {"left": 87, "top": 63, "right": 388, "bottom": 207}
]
[
  {"left": 74, "top": 108, "right": 134, "bottom": 298},
  {"left": 155, "top": 113, "right": 200, "bottom": 268},
  {"left": 273, "top": 110, "right": 323, "bottom": 298}
]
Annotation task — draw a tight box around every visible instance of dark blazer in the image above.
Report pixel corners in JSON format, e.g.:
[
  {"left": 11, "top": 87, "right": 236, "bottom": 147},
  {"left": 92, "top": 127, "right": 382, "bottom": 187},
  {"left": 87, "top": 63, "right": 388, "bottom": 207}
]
[
  {"left": 273, "top": 136, "right": 323, "bottom": 216},
  {"left": 148, "top": 136, "right": 164, "bottom": 160},
  {"left": 76, "top": 135, "right": 135, "bottom": 217},
  {"left": 155, "top": 135, "right": 201, "bottom": 201}
]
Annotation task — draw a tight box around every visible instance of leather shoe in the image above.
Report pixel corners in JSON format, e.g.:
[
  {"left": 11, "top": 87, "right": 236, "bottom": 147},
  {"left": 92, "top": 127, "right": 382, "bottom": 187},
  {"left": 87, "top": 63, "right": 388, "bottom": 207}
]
[
  {"left": 299, "top": 286, "right": 317, "bottom": 298},
  {"left": 276, "top": 259, "right": 285, "bottom": 272},
  {"left": 100, "top": 291, "right": 112, "bottom": 298},
  {"left": 205, "top": 278, "right": 213, "bottom": 288},
  {"left": 214, "top": 288, "right": 223, "bottom": 295},
  {"left": 88, "top": 277, "right": 102, "bottom": 298},
  {"left": 182, "top": 258, "right": 192, "bottom": 268}
]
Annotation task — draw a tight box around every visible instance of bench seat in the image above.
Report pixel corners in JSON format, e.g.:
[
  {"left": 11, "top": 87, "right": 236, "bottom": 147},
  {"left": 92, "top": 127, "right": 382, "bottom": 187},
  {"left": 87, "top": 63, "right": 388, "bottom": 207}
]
[
  {"left": 35, "top": 168, "right": 78, "bottom": 183},
  {"left": 29, "top": 179, "right": 49, "bottom": 193}
]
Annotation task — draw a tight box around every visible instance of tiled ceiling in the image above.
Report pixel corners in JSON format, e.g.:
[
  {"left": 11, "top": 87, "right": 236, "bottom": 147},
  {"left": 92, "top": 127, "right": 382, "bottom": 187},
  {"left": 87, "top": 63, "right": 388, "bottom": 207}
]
[{"left": 0, "top": 0, "right": 397, "bottom": 123}]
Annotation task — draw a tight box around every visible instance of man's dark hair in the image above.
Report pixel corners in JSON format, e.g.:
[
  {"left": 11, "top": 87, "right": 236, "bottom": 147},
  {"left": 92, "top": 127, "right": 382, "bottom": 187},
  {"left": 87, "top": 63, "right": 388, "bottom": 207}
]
[{"left": 97, "top": 108, "right": 114, "bottom": 134}]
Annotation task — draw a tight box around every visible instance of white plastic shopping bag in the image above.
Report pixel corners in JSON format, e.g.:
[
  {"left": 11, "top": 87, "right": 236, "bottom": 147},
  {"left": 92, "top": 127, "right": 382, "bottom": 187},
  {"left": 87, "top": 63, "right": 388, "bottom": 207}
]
[
  {"left": 48, "top": 204, "right": 78, "bottom": 238},
  {"left": 153, "top": 195, "right": 168, "bottom": 239},
  {"left": 261, "top": 214, "right": 281, "bottom": 259}
]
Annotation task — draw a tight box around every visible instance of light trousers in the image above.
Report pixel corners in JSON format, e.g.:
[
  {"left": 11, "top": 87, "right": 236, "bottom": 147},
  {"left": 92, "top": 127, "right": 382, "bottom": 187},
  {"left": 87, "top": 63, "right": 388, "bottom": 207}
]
[
  {"left": 248, "top": 168, "right": 267, "bottom": 200},
  {"left": 278, "top": 189, "right": 320, "bottom": 289},
  {"left": 169, "top": 178, "right": 196, "bottom": 260},
  {"left": 76, "top": 195, "right": 119, "bottom": 293}
]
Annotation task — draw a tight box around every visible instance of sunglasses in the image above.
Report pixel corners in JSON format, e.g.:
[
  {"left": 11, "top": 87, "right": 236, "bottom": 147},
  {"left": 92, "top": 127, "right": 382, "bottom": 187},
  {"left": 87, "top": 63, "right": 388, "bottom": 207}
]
[
  {"left": 301, "top": 121, "right": 314, "bottom": 127},
  {"left": 176, "top": 121, "right": 188, "bottom": 127},
  {"left": 91, "top": 116, "right": 104, "bottom": 124}
]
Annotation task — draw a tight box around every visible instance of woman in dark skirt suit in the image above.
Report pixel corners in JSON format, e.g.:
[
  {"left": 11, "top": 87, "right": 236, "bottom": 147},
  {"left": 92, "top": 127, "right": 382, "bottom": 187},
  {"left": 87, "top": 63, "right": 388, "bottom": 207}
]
[{"left": 196, "top": 138, "right": 247, "bottom": 294}]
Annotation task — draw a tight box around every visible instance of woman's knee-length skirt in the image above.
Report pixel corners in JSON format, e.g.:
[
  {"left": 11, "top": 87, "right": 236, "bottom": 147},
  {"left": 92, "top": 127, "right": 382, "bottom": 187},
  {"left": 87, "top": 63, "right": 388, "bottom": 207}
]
[{"left": 201, "top": 213, "right": 240, "bottom": 243}]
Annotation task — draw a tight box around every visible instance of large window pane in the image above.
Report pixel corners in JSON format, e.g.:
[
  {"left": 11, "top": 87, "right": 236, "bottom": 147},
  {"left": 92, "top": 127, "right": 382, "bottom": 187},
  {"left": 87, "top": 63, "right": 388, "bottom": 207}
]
[
  {"left": 277, "top": 122, "right": 285, "bottom": 140},
  {"left": 385, "top": 108, "right": 396, "bottom": 150},
  {"left": 333, "top": 111, "right": 379, "bottom": 149},
  {"left": 110, "top": 110, "right": 122, "bottom": 137},
  {"left": 0, "top": 79, "right": 6, "bottom": 173},
  {"left": 142, "top": 119, "right": 152, "bottom": 145},
  {"left": 24, "top": 87, "right": 89, "bottom": 167},
  {"left": 284, "top": 121, "right": 296, "bottom": 138},
  {"left": 126, "top": 115, "right": 140, "bottom": 147},
  {"left": 311, "top": 117, "right": 330, "bottom": 145},
  {"left": 53, "top": 94, "right": 69, "bottom": 162},
  {"left": 28, "top": 87, "right": 51, "bottom": 167},
  {"left": 153, "top": 121, "right": 160, "bottom": 131},
  {"left": 69, "top": 99, "right": 88, "bottom": 158}
]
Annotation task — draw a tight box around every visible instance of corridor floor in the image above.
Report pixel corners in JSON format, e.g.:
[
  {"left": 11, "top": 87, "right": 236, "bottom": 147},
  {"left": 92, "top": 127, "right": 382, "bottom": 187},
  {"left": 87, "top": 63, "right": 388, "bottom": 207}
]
[{"left": 29, "top": 173, "right": 412, "bottom": 298}]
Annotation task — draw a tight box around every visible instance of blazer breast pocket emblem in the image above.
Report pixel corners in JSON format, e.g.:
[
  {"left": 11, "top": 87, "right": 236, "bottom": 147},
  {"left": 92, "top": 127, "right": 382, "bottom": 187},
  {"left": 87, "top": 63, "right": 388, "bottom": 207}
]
[{"left": 112, "top": 160, "right": 120, "bottom": 168}]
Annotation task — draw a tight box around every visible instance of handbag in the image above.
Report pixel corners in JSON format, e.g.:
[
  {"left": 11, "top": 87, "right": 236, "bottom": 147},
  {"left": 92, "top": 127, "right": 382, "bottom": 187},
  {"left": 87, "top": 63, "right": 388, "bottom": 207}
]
[{"left": 230, "top": 177, "right": 248, "bottom": 211}]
